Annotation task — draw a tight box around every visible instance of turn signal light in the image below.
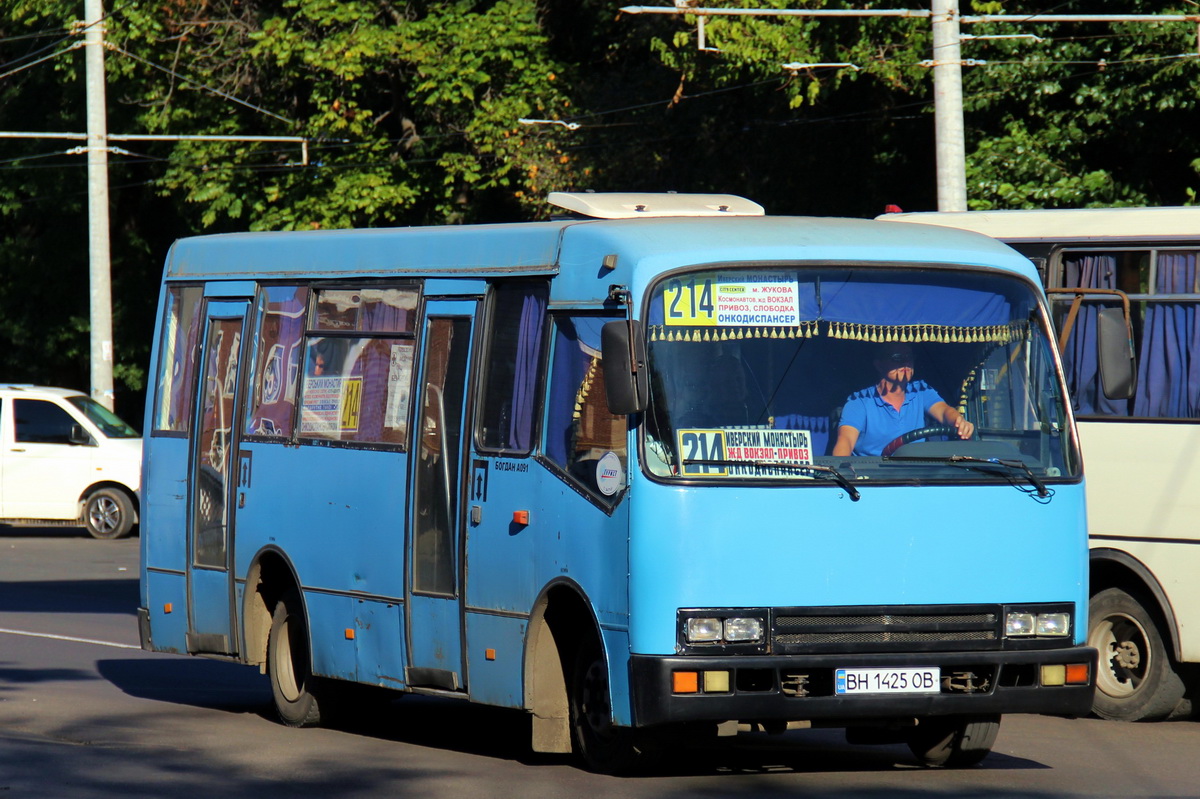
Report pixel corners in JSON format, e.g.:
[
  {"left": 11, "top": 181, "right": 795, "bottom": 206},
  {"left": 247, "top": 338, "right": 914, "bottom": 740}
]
[
  {"left": 1065, "top": 663, "right": 1090, "bottom": 685},
  {"left": 673, "top": 671, "right": 699, "bottom": 693}
]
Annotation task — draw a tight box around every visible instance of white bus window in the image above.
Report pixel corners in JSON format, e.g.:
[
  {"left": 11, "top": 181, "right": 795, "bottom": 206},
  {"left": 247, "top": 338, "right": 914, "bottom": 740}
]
[
  {"left": 1058, "top": 249, "right": 1200, "bottom": 418},
  {"left": 153, "top": 285, "right": 203, "bottom": 433},
  {"left": 543, "top": 316, "right": 627, "bottom": 503},
  {"left": 245, "top": 285, "right": 308, "bottom": 438}
]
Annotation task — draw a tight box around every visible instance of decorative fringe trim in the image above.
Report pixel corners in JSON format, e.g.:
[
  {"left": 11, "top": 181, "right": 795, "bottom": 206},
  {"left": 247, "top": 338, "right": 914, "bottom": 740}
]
[
  {"left": 650, "top": 321, "right": 818, "bottom": 342},
  {"left": 650, "top": 321, "right": 1030, "bottom": 345},
  {"left": 825, "top": 321, "right": 1028, "bottom": 344},
  {"left": 573, "top": 355, "right": 600, "bottom": 421}
]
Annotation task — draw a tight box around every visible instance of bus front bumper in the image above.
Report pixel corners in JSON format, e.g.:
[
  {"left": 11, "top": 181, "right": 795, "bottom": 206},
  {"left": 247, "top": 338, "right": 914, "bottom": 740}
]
[{"left": 630, "top": 646, "right": 1097, "bottom": 727}]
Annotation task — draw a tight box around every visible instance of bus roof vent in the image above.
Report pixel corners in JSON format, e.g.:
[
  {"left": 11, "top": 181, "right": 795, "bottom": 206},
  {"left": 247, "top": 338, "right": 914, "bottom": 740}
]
[{"left": 547, "top": 191, "right": 765, "bottom": 219}]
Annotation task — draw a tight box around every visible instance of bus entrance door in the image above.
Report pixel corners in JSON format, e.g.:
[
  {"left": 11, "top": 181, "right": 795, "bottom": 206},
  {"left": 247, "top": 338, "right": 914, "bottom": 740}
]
[
  {"left": 186, "top": 300, "right": 249, "bottom": 656},
  {"left": 406, "top": 304, "right": 475, "bottom": 691}
]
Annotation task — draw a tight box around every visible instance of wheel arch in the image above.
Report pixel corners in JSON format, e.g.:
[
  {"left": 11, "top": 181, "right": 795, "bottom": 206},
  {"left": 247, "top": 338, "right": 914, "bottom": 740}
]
[
  {"left": 244, "top": 545, "right": 304, "bottom": 672},
  {"left": 524, "top": 577, "right": 605, "bottom": 755},
  {"left": 1090, "top": 548, "right": 1181, "bottom": 661}
]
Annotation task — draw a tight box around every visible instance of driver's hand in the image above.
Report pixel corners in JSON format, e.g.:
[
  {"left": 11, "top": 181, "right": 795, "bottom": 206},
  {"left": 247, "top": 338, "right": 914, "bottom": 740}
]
[{"left": 955, "top": 416, "right": 975, "bottom": 439}]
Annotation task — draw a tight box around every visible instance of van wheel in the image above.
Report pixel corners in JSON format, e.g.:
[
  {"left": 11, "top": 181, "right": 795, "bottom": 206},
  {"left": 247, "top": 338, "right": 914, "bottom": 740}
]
[
  {"left": 268, "top": 593, "right": 323, "bottom": 727},
  {"left": 83, "top": 488, "right": 134, "bottom": 539},
  {"left": 906, "top": 715, "right": 999, "bottom": 767},
  {"left": 1088, "top": 587, "right": 1185, "bottom": 721},
  {"left": 569, "top": 645, "right": 641, "bottom": 774}
]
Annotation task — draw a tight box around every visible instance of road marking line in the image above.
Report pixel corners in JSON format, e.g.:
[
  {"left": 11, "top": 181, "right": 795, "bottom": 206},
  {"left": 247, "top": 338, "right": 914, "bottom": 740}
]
[{"left": 0, "top": 627, "right": 140, "bottom": 650}]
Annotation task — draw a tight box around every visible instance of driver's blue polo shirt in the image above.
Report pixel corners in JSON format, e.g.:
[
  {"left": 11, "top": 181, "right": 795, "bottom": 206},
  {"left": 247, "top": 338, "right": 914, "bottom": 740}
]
[{"left": 838, "top": 380, "right": 945, "bottom": 456}]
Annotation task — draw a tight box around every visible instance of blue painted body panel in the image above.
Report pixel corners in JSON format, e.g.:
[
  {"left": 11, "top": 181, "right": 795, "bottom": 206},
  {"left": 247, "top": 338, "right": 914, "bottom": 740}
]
[
  {"left": 627, "top": 476, "right": 1090, "bottom": 655},
  {"left": 233, "top": 443, "right": 408, "bottom": 598},
  {"left": 144, "top": 570, "right": 188, "bottom": 654},
  {"left": 464, "top": 612, "right": 527, "bottom": 708}
]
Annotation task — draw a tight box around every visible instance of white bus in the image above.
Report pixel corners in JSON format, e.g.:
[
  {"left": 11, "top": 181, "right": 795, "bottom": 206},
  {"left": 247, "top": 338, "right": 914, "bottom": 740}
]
[{"left": 881, "top": 207, "right": 1200, "bottom": 721}]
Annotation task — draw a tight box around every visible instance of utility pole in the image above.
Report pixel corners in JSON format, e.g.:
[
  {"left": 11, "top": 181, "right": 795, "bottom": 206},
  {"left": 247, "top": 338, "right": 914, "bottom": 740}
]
[
  {"left": 931, "top": 0, "right": 966, "bottom": 212},
  {"left": 84, "top": 0, "right": 114, "bottom": 410}
]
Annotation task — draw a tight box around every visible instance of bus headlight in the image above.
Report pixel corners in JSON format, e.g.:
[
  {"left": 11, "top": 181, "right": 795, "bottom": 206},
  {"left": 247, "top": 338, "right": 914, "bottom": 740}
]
[
  {"left": 1035, "top": 612, "right": 1071, "bottom": 637},
  {"left": 1005, "top": 612, "right": 1036, "bottom": 637},
  {"left": 685, "top": 617, "right": 723, "bottom": 643},
  {"left": 724, "top": 617, "right": 764, "bottom": 643},
  {"left": 680, "top": 610, "right": 768, "bottom": 648},
  {"left": 1004, "top": 605, "right": 1072, "bottom": 639}
]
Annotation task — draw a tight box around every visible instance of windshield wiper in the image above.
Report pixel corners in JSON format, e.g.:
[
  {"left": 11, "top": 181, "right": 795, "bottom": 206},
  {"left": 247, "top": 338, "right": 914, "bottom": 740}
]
[
  {"left": 887, "top": 455, "right": 1053, "bottom": 502},
  {"left": 683, "top": 459, "right": 861, "bottom": 502}
]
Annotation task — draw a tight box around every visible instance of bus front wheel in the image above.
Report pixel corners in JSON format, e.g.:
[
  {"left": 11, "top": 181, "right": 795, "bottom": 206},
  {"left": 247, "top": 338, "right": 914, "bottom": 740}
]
[
  {"left": 906, "top": 715, "right": 999, "bottom": 767},
  {"left": 569, "top": 647, "right": 640, "bottom": 774},
  {"left": 268, "top": 593, "right": 323, "bottom": 727},
  {"left": 1088, "top": 587, "right": 1185, "bottom": 721}
]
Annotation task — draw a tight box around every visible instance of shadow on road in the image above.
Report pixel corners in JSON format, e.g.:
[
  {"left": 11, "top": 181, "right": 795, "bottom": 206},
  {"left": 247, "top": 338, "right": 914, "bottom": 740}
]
[
  {"left": 98, "top": 656, "right": 272, "bottom": 714},
  {"left": 0, "top": 578, "right": 139, "bottom": 615},
  {"left": 96, "top": 654, "right": 1049, "bottom": 778},
  {"left": 0, "top": 525, "right": 92, "bottom": 540}
]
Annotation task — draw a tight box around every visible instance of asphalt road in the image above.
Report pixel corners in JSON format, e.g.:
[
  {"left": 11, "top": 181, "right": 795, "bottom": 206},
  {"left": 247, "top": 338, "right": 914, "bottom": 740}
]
[{"left": 3, "top": 528, "right": 1200, "bottom": 798}]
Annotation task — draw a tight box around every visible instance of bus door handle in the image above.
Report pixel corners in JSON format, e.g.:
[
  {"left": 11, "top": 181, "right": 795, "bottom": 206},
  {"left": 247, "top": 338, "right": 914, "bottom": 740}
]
[
  {"left": 470, "top": 505, "right": 482, "bottom": 525},
  {"left": 238, "top": 492, "right": 246, "bottom": 509}
]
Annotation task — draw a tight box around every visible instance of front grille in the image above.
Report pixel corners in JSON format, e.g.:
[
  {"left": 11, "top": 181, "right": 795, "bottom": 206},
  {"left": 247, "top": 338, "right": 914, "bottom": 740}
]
[{"left": 772, "top": 606, "right": 1000, "bottom": 654}]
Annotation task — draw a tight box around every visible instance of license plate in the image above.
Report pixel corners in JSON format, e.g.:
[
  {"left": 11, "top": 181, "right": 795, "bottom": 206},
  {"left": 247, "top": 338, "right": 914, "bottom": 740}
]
[{"left": 835, "top": 667, "right": 941, "bottom": 695}]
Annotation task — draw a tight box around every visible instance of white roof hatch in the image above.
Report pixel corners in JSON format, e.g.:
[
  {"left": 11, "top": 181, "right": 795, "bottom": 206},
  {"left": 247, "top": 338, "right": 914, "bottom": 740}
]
[{"left": 548, "top": 191, "right": 765, "bottom": 219}]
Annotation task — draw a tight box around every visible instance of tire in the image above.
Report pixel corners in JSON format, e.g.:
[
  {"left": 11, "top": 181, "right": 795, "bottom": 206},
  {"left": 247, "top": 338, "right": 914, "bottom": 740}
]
[
  {"left": 83, "top": 488, "right": 135, "bottom": 539},
  {"left": 569, "top": 644, "right": 641, "bottom": 774},
  {"left": 906, "top": 715, "right": 1000, "bottom": 768},
  {"left": 268, "top": 593, "right": 323, "bottom": 727},
  {"left": 1088, "top": 587, "right": 1185, "bottom": 721}
]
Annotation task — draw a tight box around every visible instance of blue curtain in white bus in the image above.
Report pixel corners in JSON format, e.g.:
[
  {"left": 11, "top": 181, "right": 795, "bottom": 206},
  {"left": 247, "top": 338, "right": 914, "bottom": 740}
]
[
  {"left": 1133, "top": 253, "right": 1200, "bottom": 417},
  {"left": 1062, "top": 254, "right": 1129, "bottom": 416},
  {"left": 509, "top": 290, "right": 548, "bottom": 450}
]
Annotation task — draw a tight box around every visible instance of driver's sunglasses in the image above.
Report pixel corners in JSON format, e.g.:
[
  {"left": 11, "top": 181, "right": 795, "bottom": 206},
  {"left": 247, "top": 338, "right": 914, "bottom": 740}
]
[{"left": 883, "top": 353, "right": 914, "bottom": 364}]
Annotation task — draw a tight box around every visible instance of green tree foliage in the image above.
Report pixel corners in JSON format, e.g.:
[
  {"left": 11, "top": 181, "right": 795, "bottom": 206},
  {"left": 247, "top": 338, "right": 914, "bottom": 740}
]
[
  {"left": 959, "top": 2, "right": 1200, "bottom": 208},
  {"left": 2, "top": 1, "right": 1199, "bottom": 416}
]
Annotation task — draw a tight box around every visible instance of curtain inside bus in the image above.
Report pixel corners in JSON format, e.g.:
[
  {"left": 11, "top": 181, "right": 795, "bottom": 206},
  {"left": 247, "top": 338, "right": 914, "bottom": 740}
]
[
  {"left": 1133, "top": 253, "right": 1200, "bottom": 417},
  {"left": 1060, "top": 254, "right": 1129, "bottom": 416},
  {"left": 1063, "top": 252, "right": 1200, "bottom": 418}
]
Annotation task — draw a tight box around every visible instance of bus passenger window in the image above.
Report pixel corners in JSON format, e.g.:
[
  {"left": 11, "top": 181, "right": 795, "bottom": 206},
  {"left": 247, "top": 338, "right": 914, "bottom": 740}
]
[
  {"left": 298, "top": 336, "right": 414, "bottom": 446},
  {"left": 152, "top": 285, "right": 203, "bottom": 433},
  {"left": 296, "top": 285, "right": 419, "bottom": 447},
  {"left": 244, "top": 286, "right": 308, "bottom": 438},
  {"left": 543, "top": 316, "right": 628, "bottom": 502},
  {"left": 478, "top": 282, "right": 549, "bottom": 453}
]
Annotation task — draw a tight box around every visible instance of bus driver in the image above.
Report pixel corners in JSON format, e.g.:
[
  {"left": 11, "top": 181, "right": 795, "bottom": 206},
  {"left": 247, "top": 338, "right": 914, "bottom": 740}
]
[{"left": 832, "top": 342, "right": 974, "bottom": 457}]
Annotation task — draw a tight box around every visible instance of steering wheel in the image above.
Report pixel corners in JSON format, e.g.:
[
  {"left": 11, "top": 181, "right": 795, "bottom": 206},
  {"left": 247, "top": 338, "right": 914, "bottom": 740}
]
[{"left": 881, "top": 425, "right": 967, "bottom": 457}]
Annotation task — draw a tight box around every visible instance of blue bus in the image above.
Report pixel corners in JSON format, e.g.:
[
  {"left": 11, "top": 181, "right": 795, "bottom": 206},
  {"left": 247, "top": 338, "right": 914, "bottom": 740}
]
[{"left": 138, "top": 193, "right": 1096, "bottom": 771}]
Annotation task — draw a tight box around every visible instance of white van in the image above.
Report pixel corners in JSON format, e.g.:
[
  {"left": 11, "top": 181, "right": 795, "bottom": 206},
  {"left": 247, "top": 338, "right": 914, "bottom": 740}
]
[{"left": 0, "top": 385, "right": 142, "bottom": 539}]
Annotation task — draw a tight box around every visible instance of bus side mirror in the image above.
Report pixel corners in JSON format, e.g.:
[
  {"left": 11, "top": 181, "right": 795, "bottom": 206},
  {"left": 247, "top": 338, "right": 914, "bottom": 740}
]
[
  {"left": 601, "top": 319, "right": 649, "bottom": 414},
  {"left": 1097, "top": 306, "right": 1136, "bottom": 400}
]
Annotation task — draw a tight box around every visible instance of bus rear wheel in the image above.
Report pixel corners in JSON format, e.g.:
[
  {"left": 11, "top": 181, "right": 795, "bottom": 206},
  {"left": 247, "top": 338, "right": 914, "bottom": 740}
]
[
  {"left": 268, "top": 593, "right": 323, "bottom": 727},
  {"left": 1088, "top": 587, "right": 1185, "bottom": 721},
  {"left": 906, "top": 715, "right": 999, "bottom": 768}
]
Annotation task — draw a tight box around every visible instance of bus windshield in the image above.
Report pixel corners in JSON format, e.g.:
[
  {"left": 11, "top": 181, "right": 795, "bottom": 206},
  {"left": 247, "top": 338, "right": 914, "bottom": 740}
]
[{"left": 642, "top": 265, "right": 1077, "bottom": 484}]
